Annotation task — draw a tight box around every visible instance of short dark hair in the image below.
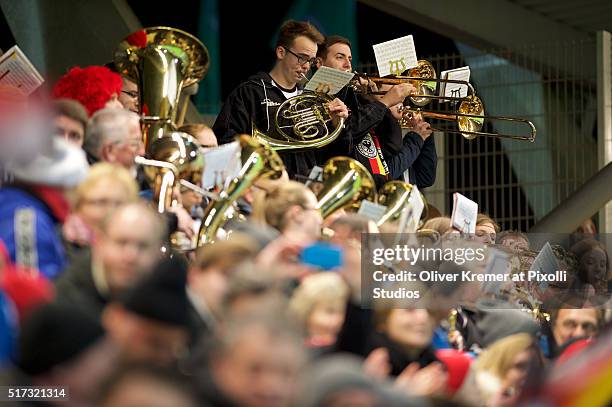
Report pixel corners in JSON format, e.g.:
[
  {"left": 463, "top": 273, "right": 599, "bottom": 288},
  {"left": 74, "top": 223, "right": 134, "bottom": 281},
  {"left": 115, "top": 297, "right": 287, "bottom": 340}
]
[
  {"left": 51, "top": 98, "right": 88, "bottom": 130},
  {"left": 275, "top": 20, "right": 324, "bottom": 49},
  {"left": 316, "top": 35, "right": 352, "bottom": 59}
]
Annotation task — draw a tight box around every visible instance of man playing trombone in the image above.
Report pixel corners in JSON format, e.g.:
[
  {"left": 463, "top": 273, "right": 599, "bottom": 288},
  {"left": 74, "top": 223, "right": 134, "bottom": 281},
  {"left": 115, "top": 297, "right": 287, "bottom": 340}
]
[
  {"left": 315, "top": 35, "right": 437, "bottom": 189},
  {"left": 213, "top": 20, "right": 349, "bottom": 179}
]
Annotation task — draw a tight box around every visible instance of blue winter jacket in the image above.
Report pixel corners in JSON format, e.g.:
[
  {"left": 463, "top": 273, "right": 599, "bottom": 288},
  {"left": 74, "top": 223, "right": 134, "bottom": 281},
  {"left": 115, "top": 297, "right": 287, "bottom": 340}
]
[{"left": 0, "top": 187, "right": 66, "bottom": 279}]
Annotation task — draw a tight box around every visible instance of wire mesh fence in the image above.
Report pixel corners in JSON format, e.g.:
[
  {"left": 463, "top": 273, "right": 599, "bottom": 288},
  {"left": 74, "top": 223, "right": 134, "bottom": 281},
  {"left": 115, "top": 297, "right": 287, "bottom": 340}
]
[{"left": 358, "top": 39, "right": 599, "bottom": 231}]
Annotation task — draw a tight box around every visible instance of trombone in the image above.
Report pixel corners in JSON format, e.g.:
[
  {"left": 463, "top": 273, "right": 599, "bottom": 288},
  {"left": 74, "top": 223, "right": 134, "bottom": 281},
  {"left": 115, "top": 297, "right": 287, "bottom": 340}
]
[
  {"left": 352, "top": 60, "right": 475, "bottom": 105},
  {"left": 398, "top": 95, "right": 537, "bottom": 142}
]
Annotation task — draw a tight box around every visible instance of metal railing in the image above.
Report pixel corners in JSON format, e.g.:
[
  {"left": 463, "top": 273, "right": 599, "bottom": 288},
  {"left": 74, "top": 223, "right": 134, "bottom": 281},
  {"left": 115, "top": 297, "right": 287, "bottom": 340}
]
[{"left": 358, "top": 38, "right": 599, "bottom": 231}]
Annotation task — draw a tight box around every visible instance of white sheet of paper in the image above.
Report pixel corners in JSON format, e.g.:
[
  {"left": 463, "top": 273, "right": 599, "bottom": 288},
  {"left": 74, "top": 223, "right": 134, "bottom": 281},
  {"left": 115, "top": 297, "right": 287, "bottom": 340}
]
[
  {"left": 450, "top": 192, "right": 478, "bottom": 233},
  {"left": 0, "top": 46, "right": 44, "bottom": 95},
  {"left": 200, "top": 141, "right": 241, "bottom": 189},
  {"left": 530, "top": 242, "right": 559, "bottom": 290},
  {"left": 304, "top": 66, "right": 354, "bottom": 95},
  {"left": 372, "top": 35, "right": 418, "bottom": 77},
  {"left": 357, "top": 200, "right": 388, "bottom": 222},
  {"left": 439, "top": 66, "right": 470, "bottom": 101},
  {"left": 306, "top": 165, "right": 323, "bottom": 183},
  {"left": 482, "top": 248, "right": 511, "bottom": 294},
  {"left": 406, "top": 185, "right": 424, "bottom": 233}
]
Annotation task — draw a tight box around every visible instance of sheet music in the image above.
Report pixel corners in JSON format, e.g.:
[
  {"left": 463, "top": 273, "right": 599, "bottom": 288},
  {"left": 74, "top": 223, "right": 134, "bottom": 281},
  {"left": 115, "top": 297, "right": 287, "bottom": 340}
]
[
  {"left": 482, "top": 248, "right": 511, "bottom": 294},
  {"left": 530, "top": 242, "right": 559, "bottom": 290},
  {"left": 450, "top": 192, "right": 478, "bottom": 233},
  {"left": 372, "top": 35, "right": 418, "bottom": 77},
  {"left": 438, "top": 66, "right": 470, "bottom": 101},
  {"left": 304, "top": 66, "right": 355, "bottom": 95},
  {"left": 357, "top": 200, "right": 388, "bottom": 222},
  {"left": 405, "top": 185, "right": 424, "bottom": 233},
  {"left": 0, "top": 46, "right": 44, "bottom": 95},
  {"left": 200, "top": 141, "right": 241, "bottom": 189}
]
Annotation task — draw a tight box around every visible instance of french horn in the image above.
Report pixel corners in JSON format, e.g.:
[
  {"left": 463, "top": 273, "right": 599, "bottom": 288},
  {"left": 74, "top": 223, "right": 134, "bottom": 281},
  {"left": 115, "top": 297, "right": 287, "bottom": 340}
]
[{"left": 252, "top": 92, "right": 345, "bottom": 151}]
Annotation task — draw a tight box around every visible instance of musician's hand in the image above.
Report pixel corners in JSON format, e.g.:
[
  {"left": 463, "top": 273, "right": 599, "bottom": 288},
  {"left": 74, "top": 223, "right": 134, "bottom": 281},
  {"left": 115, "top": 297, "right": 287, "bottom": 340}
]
[
  {"left": 380, "top": 83, "right": 416, "bottom": 108},
  {"left": 168, "top": 205, "right": 195, "bottom": 239},
  {"left": 328, "top": 98, "right": 349, "bottom": 127},
  {"left": 406, "top": 112, "right": 433, "bottom": 141}
]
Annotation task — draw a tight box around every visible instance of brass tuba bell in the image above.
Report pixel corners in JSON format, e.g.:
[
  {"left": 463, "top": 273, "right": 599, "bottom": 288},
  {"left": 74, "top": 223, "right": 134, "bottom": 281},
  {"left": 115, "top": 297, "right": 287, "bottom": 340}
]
[
  {"left": 196, "top": 135, "right": 285, "bottom": 246},
  {"left": 316, "top": 157, "right": 377, "bottom": 219},
  {"left": 114, "top": 27, "right": 210, "bottom": 151},
  {"left": 252, "top": 92, "right": 345, "bottom": 151}
]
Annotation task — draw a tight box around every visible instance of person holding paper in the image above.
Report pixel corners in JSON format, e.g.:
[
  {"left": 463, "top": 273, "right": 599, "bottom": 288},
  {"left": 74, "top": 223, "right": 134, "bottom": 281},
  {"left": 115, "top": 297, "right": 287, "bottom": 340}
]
[
  {"left": 315, "top": 36, "right": 437, "bottom": 189},
  {"left": 212, "top": 20, "right": 349, "bottom": 179}
]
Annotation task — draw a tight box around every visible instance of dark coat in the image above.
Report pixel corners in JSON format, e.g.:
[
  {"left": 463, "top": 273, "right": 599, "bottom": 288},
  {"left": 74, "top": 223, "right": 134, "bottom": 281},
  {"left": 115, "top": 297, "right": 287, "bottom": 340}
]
[
  {"left": 213, "top": 71, "right": 317, "bottom": 179},
  {"left": 53, "top": 249, "right": 108, "bottom": 320},
  {"left": 334, "top": 301, "right": 439, "bottom": 376}
]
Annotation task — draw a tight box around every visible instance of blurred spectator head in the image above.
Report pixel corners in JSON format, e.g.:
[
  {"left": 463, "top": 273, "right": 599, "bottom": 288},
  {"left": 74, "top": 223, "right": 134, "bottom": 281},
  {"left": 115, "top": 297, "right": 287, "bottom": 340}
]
[
  {"left": 51, "top": 98, "right": 88, "bottom": 147},
  {"left": 96, "top": 363, "right": 196, "bottom": 407},
  {"left": 189, "top": 234, "right": 258, "bottom": 317},
  {"left": 74, "top": 163, "right": 139, "bottom": 232},
  {"left": 264, "top": 181, "right": 322, "bottom": 241},
  {"left": 207, "top": 314, "right": 306, "bottom": 407},
  {"left": 289, "top": 272, "right": 349, "bottom": 346},
  {"left": 570, "top": 238, "right": 610, "bottom": 293},
  {"left": 475, "top": 213, "right": 500, "bottom": 245},
  {"left": 550, "top": 308, "right": 602, "bottom": 348},
  {"left": 496, "top": 230, "right": 530, "bottom": 252},
  {"left": 85, "top": 108, "right": 143, "bottom": 171},
  {"left": 93, "top": 202, "right": 165, "bottom": 296},
  {"left": 179, "top": 123, "right": 218, "bottom": 148}
]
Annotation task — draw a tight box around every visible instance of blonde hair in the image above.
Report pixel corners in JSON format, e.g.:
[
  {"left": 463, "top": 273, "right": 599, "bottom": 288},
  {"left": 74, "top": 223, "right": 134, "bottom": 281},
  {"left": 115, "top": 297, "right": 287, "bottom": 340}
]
[
  {"left": 422, "top": 216, "right": 452, "bottom": 235},
  {"left": 475, "top": 333, "right": 535, "bottom": 379},
  {"left": 476, "top": 213, "right": 500, "bottom": 233},
  {"left": 193, "top": 234, "right": 258, "bottom": 271},
  {"left": 289, "top": 273, "right": 349, "bottom": 323},
  {"left": 263, "top": 181, "right": 315, "bottom": 232},
  {"left": 75, "top": 162, "right": 138, "bottom": 208}
]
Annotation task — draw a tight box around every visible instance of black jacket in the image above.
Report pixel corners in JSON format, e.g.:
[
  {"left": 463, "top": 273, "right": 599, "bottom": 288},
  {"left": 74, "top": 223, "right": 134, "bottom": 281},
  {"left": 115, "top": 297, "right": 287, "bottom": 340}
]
[
  {"left": 323, "top": 87, "right": 437, "bottom": 189},
  {"left": 213, "top": 71, "right": 317, "bottom": 179},
  {"left": 53, "top": 249, "right": 108, "bottom": 320},
  {"left": 318, "top": 86, "right": 389, "bottom": 164},
  {"left": 334, "top": 301, "right": 439, "bottom": 376}
]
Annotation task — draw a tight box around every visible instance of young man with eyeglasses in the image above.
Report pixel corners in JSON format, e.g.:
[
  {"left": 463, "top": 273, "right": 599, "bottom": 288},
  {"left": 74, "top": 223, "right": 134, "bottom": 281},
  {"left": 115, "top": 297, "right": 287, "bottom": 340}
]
[
  {"left": 213, "top": 20, "right": 349, "bottom": 179},
  {"left": 316, "top": 35, "right": 437, "bottom": 189}
]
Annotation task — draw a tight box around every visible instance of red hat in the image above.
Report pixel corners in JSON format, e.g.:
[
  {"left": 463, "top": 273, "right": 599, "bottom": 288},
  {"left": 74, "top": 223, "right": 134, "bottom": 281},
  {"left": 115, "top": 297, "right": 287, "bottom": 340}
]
[
  {"left": 436, "top": 349, "right": 473, "bottom": 394},
  {"left": 52, "top": 66, "right": 122, "bottom": 116}
]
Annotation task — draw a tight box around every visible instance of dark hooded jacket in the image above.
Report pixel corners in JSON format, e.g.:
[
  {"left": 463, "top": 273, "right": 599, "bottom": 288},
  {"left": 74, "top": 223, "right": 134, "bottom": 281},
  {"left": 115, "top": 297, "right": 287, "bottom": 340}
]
[{"left": 213, "top": 71, "right": 317, "bottom": 179}]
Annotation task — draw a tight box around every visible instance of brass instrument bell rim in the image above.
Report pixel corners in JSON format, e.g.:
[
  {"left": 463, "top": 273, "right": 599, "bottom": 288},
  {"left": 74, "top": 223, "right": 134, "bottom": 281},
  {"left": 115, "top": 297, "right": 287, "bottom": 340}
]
[{"left": 114, "top": 26, "right": 210, "bottom": 86}]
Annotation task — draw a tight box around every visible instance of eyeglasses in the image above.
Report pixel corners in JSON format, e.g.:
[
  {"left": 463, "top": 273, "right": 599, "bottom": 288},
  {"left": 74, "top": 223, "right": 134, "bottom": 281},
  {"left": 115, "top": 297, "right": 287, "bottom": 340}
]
[
  {"left": 121, "top": 90, "right": 139, "bottom": 99},
  {"left": 283, "top": 47, "right": 317, "bottom": 66}
]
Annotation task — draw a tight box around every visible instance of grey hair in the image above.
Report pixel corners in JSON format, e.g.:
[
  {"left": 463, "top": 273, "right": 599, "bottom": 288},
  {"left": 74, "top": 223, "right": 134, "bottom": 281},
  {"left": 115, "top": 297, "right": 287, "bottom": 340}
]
[{"left": 84, "top": 108, "right": 140, "bottom": 159}]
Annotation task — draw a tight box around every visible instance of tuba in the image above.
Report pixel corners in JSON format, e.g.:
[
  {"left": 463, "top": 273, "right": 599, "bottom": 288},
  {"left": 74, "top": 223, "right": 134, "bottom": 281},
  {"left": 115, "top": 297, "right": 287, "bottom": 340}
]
[
  {"left": 196, "top": 135, "right": 284, "bottom": 246},
  {"left": 114, "top": 26, "right": 210, "bottom": 151},
  {"left": 252, "top": 92, "right": 345, "bottom": 151},
  {"left": 316, "top": 157, "right": 377, "bottom": 219},
  {"left": 114, "top": 27, "right": 209, "bottom": 213}
]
